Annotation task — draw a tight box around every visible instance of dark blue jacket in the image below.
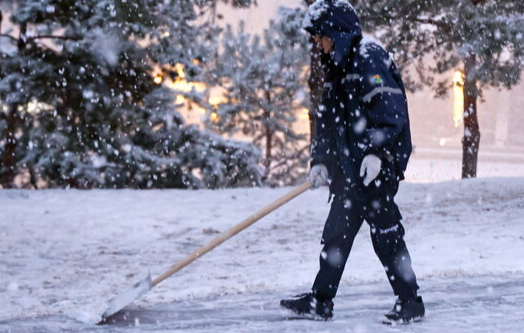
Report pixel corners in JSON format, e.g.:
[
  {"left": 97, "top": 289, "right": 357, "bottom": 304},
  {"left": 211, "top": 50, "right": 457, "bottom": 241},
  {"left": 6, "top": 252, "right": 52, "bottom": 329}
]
[{"left": 304, "top": 0, "right": 412, "bottom": 192}]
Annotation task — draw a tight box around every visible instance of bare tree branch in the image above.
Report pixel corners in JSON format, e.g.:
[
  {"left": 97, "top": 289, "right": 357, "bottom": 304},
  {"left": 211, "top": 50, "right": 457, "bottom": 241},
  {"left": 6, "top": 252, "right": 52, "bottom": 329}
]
[
  {"left": 28, "top": 35, "right": 81, "bottom": 42},
  {"left": 0, "top": 34, "right": 17, "bottom": 42}
]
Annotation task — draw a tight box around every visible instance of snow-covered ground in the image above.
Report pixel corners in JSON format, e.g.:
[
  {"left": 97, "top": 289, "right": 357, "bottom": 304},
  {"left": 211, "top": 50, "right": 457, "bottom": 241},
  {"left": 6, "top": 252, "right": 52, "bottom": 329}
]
[{"left": 1, "top": 154, "right": 524, "bottom": 332}]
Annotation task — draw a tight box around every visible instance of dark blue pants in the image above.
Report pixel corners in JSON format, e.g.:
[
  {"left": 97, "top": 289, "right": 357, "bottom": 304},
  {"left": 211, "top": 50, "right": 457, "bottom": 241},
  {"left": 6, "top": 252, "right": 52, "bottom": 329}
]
[{"left": 312, "top": 177, "right": 419, "bottom": 301}]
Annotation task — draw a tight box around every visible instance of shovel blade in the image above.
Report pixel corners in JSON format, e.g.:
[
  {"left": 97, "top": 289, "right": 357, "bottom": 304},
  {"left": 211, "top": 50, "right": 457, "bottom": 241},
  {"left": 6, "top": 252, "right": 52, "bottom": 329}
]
[{"left": 101, "top": 273, "right": 152, "bottom": 321}]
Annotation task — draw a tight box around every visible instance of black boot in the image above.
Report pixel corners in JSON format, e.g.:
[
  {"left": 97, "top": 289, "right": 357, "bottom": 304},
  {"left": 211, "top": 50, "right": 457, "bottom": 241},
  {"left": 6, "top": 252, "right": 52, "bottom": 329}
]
[
  {"left": 280, "top": 293, "right": 334, "bottom": 320},
  {"left": 385, "top": 296, "right": 425, "bottom": 323}
]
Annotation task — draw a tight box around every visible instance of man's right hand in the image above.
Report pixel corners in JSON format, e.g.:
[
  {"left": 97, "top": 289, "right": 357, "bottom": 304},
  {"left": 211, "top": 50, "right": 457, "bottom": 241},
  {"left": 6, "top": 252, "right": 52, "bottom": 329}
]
[{"left": 308, "top": 164, "right": 328, "bottom": 189}]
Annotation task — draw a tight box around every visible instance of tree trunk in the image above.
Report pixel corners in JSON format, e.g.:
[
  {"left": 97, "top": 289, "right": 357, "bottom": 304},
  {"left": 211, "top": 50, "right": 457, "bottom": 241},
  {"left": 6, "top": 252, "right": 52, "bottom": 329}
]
[
  {"left": 462, "top": 52, "right": 481, "bottom": 179},
  {"left": 1, "top": 104, "right": 19, "bottom": 188},
  {"left": 263, "top": 91, "right": 272, "bottom": 180},
  {"left": 264, "top": 119, "right": 272, "bottom": 172}
]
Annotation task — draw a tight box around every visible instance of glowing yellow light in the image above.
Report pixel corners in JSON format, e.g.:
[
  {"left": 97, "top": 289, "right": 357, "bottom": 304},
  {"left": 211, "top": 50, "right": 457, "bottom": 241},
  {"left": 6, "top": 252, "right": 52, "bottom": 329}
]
[
  {"left": 208, "top": 96, "right": 227, "bottom": 109},
  {"left": 154, "top": 74, "right": 163, "bottom": 85},
  {"left": 300, "top": 108, "right": 310, "bottom": 120},
  {"left": 208, "top": 97, "right": 224, "bottom": 105},
  {"left": 453, "top": 70, "right": 464, "bottom": 85},
  {"left": 168, "top": 63, "right": 206, "bottom": 93},
  {"left": 453, "top": 70, "right": 464, "bottom": 128},
  {"left": 210, "top": 112, "right": 220, "bottom": 122},
  {"left": 175, "top": 95, "right": 186, "bottom": 104},
  {"left": 191, "top": 58, "right": 201, "bottom": 65},
  {"left": 174, "top": 63, "right": 185, "bottom": 80}
]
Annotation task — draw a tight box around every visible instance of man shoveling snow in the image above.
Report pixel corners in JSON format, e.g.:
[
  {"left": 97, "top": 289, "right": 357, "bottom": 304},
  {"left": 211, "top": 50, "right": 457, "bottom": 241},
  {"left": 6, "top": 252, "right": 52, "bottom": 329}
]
[{"left": 280, "top": 0, "right": 425, "bottom": 323}]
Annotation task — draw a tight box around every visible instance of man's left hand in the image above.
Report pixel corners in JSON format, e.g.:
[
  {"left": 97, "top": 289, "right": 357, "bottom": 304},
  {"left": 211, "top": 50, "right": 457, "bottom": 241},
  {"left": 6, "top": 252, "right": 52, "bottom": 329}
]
[{"left": 360, "top": 154, "right": 382, "bottom": 186}]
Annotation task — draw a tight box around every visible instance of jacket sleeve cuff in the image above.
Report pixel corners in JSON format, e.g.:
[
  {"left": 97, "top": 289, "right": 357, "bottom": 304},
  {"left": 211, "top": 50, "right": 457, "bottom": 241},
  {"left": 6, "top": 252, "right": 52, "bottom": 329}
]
[{"left": 310, "top": 155, "right": 329, "bottom": 168}]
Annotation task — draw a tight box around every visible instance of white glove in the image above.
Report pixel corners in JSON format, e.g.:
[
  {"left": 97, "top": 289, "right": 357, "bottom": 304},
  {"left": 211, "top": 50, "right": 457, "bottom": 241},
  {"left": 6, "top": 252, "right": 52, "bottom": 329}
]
[
  {"left": 308, "top": 164, "right": 328, "bottom": 189},
  {"left": 359, "top": 154, "right": 382, "bottom": 187}
]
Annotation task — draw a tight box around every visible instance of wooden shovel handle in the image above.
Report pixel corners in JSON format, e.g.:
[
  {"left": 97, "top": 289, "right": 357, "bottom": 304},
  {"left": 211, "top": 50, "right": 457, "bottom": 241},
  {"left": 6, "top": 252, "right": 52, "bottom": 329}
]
[{"left": 151, "top": 180, "right": 313, "bottom": 287}]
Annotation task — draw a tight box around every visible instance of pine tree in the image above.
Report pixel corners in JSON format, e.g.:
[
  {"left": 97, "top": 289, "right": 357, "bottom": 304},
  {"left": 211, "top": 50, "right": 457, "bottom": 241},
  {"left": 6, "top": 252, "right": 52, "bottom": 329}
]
[
  {"left": 0, "top": 0, "right": 260, "bottom": 189},
  {"left": 353, "top": 0, "right": 524, "bottom": 178},
  {"left": 206, "top": 7, "right": 310, "bottom": 186}
]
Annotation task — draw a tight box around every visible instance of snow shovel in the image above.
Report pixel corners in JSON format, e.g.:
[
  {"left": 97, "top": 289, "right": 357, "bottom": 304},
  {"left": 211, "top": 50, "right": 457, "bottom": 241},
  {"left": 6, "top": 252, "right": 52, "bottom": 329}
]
[{"left": 100, "top": 180, "right": 313, "bottom": 322}]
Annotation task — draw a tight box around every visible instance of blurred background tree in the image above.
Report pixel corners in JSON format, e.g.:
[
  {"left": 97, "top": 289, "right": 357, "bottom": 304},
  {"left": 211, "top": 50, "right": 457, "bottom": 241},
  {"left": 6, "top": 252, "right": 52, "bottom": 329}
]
[
  {"left": 205, "top": 8, "right": 310, "bottom": 186},
  {"left": 0, "top": 0, "right": 261, "bottom": 189},
  {"left": 354, "top": 0, "right": 524, "bottom": 178}
]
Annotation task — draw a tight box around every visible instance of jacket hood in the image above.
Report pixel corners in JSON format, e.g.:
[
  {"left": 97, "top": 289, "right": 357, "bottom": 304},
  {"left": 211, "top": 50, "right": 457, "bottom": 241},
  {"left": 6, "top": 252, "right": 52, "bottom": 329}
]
[{"left": 303, "top": 0, "right": 362, "bottom": 67}]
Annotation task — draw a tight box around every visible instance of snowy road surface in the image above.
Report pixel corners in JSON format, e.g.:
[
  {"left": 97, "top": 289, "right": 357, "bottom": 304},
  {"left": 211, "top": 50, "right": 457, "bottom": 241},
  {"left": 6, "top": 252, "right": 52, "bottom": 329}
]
[
  {"left": 2, "top": 274, "right": 523, "bottom": 332},
  {"left": 1, "top": 174, "right": 524, "bottom": 332}
]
